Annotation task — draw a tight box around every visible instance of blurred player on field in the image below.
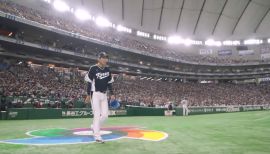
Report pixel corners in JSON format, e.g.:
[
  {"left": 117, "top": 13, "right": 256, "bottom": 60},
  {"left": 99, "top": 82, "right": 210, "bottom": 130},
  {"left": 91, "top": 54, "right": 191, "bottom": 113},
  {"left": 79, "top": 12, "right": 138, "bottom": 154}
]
[{"left": 181, "top": 98, "right": 189, "bottom": 116}]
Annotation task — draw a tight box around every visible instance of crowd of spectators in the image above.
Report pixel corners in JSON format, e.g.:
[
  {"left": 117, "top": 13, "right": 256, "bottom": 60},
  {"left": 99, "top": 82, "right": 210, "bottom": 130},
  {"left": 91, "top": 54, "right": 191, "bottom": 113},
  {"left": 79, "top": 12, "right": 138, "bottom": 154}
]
[
  {"left": 0, "top": 1, "right": 270, "bottom": 110},
  {"left": 0, "top": 1, "right": 268, "bottom": 65},
  {"left": 114, "top": 76, "right": 270, "bottom": 108},
  {"left": 0, "top": 61, "right": 85, "bottom": 110},
  {"left": 1, "top": 61, "right": 269, "bottom": 110}
]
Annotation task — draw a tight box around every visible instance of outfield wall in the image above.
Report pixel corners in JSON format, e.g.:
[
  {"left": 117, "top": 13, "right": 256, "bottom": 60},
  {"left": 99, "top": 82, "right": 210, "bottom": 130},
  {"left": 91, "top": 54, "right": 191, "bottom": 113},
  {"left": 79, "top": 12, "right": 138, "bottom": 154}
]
[
  {"left": 1, "top": 109, "right": 127, "bottom": 120},
  {"left": 1, "top": 105, "right": 269, "bottom": 120},
  {"left": 126, "top": 105, "right": 269, "bottom": 116}
]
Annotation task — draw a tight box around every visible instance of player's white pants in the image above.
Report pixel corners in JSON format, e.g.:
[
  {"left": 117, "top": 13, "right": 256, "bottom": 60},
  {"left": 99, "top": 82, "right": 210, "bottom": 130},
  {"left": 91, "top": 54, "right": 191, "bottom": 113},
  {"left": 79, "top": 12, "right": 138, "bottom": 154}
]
[
  {"left": 183, "top": 106, "right": 188, "bottom": 116},
  {"left": 91, "top": 91, "right": 108, "bottom": 139}
]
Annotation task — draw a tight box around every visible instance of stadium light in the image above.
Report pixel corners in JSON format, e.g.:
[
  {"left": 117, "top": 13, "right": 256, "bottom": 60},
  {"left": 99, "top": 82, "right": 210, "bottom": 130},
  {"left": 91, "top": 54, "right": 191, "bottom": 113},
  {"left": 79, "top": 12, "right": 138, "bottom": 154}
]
[
  {"left": 205, "top": 39, "right": 214, "bottom": 46},
  {"left": 137, "top": 31, "right": 150, "bottom": 38},
  {"left": 244, "top": 39, "right": 263, "bottom": 45},
  {"left": 116, "top": 25, "right": 132, "bottom": 33},
  {"left": 268, "top": 39, "right": 270, "bottom": 43},
  {"left": 205, "top": 39, "right": 222, "bottom": 46},
  {"left": 70, "top": 8, "right": 74, "bottom": 13},
  {"left": 43, "top": 0, "right": 51, "bottom": 3},
  {"left": 153, "top": 34, "right": 167, "bottom": 41},
  {"left": 95, "top": 16, "right": 112, "bottom": 27},
  {"left": 223, "top": 40, "right": 241, "bottom": 46},
  {"left": 216, "top": 41, "right": 222, "bottom": 46},
  {"left": 223, "top": 40, "right": 232, "bottom": 46},
  {"left": 194, "top": 41, "right": 203, "bottom": 45},
  {"left": 53, "top": 0, "right": 70, "bottom": 12},
  {"left": 116, "top": 25, "right": 128, "bottom": 32},
  {"left": 232, "top": 41, "right": 240, "bottom": 45},
  {"left": 168, "top": 36, "right": 202, "bottom": 45},
  {"left": 75, "top": 9, "right": 91, "bottom": 21},
  {"left": 184, "top": 39, "right": 192, "bottom": 46},
  {"left": 116, "top": 25, "right": 124, "bottom": 31},
  {"left": 168, "top": 36, "right": 183, "bottom": 44}
]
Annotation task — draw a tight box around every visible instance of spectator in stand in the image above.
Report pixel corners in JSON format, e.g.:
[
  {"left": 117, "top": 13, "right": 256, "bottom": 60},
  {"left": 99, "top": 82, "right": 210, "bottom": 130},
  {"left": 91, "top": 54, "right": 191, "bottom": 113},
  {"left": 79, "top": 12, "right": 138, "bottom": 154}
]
[
  {"left": 1, "top": 60, "right": 270, "bottom": 108},
  {"left": 0, "top": 1, "right": 267, "bottom": 65}
]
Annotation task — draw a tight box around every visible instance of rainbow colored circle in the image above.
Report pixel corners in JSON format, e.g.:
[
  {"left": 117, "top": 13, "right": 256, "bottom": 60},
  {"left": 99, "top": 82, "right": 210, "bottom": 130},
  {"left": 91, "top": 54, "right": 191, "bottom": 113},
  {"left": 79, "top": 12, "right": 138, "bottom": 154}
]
[{"left": 1, "top": 126, "right": 168, "bottom": 145}]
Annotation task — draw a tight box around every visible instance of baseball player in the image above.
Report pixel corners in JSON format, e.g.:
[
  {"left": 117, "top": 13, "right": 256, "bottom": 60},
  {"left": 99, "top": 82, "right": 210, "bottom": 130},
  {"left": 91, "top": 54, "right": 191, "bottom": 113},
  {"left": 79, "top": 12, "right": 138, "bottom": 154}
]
[
  {"left": 181, "top": 98, "right": 189, "bottom": 116},
  {"left": 84, "top": 52, "right": 115, "bottom": 143}
]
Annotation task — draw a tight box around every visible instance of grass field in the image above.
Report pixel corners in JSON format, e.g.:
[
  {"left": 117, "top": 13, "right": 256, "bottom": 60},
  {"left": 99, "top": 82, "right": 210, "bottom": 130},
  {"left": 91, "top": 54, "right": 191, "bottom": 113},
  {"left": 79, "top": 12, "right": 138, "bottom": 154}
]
[{"left": 0, "top": 111, "right": 270, "bottom": 154}]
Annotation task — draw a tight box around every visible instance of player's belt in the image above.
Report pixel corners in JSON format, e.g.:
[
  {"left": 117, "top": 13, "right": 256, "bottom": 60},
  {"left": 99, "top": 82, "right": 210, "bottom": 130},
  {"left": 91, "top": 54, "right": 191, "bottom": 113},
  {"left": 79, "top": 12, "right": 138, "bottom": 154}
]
[{"left": 96, "top": 91, "right": 106, "bottom": 94}]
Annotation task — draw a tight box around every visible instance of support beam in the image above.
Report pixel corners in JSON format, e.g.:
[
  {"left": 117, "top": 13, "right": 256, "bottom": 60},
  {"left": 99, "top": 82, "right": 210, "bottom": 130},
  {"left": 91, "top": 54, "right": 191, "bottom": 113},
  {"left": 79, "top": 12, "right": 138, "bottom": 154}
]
[
  {"left": 212, "top": 0, "right": 228, "bottom": 35},
  {"left": 254, "top": 7, "right": 270, "bottom": 33},
  {"left": 122, "top": 0, "right": 125, "bottom": 20},
  {"left": 231, "top": 0, "right": 251, "bottom": 34},
  {"left": 176, "top": 0, "right": 185, "bottom": 32},
  {"left": 141, "top": 0, "right": 145, "bottom": 26},
  {"left": 158, "top": 0, "right": 165, "bottom": 30},
  {"left": 193, "top": 0, "right": 206, "bottom": 35},
  {"left": 101, "top": 0, "right": 105, "bottom": 14}
]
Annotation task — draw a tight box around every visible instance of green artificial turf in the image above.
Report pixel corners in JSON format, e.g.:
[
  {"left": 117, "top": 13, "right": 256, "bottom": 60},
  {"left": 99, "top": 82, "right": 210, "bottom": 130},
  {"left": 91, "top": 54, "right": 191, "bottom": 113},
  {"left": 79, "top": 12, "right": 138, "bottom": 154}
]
[{"left": 0, "top": 111, "right": 270, "bottom": 154}]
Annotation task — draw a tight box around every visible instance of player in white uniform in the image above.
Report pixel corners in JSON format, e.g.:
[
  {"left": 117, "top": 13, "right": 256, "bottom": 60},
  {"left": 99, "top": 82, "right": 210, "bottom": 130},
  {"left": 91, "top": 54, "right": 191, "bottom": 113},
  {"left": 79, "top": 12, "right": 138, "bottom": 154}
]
[
  {"left": 84, "top": 52, "right": 115, "bottom": 143},
  {"left": 181, "top": 98, "right": 189, "bottom": 116}
]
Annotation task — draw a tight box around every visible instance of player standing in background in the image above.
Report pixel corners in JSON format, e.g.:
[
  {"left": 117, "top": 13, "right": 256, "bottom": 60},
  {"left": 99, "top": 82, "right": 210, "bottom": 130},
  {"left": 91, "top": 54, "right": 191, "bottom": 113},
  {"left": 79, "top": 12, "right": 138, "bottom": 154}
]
[
  {"left": 84, "top": 52, "right": 115, "bottom": 143},
  {"left": 181, "top": 98, "right": 189, "bottom": 116}
]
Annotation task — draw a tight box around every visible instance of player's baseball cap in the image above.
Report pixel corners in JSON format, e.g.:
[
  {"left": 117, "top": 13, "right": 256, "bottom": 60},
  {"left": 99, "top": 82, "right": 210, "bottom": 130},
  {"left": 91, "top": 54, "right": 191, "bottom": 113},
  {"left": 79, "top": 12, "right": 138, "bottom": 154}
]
[{"left": 98, "top": 52, "right": 109, "bottom": 59}]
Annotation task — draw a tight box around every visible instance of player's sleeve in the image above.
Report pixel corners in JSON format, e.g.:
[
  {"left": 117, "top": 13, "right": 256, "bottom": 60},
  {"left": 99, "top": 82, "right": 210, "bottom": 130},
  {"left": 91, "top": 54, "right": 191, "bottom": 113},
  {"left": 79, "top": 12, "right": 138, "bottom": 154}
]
[
  {"left": 108, "top": 70, "right": 114, "bottom": 95},
  {"left": 85, "top": 66, "right": 95, "bottom": 95},
  {"left": 84, "top": 66, "right": 95, "bottom": 83}
]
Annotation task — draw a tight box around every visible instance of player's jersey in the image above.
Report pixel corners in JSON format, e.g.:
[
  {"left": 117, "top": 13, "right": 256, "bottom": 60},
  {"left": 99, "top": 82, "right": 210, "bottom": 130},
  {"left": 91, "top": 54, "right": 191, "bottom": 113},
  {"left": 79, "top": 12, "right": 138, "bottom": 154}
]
[
  {"left": 84, "top": 64, "right": 114, "bottom": 94},
  {"left": 181, "top": 100, "right": 188, "bottom": 107}
]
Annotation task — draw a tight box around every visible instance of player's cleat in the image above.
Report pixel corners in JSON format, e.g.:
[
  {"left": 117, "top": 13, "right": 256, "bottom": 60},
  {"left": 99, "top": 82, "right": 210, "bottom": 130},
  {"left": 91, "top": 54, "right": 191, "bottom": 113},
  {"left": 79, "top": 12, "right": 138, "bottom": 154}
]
[
  {"left": 90, "top": 124, "right": 94, "bottom": 135},
  {"left": 95, "top": 139, "right": 105, "bottom": 143},
  {"left": 90, "top": 124, "right": 93, "bottom": 130}
]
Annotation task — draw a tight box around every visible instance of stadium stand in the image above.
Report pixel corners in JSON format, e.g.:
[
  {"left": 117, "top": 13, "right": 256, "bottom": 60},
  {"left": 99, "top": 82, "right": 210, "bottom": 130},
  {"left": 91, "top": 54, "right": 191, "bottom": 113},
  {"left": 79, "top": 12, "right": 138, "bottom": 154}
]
[
  {"left": 1, "top": 59, "right": 270, "bottom": 110},
  {"left": 0, "top": 1, "right": 268, "bottom": 64}
]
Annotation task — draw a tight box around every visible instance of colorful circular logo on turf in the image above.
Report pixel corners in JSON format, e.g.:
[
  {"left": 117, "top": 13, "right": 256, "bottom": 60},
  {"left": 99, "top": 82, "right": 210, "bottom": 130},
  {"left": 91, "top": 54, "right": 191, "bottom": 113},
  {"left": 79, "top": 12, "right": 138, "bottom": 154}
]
[{"left": 0, "top": 126, "right": 168, "bottom": 145}]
